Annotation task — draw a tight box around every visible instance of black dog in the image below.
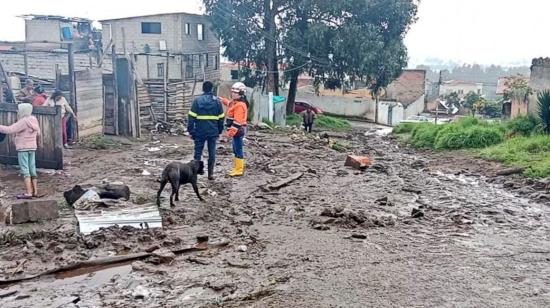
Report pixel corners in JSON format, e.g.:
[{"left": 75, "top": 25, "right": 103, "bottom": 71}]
[{"left": 157, "top": 160, "right": 205, "bottom": 207}]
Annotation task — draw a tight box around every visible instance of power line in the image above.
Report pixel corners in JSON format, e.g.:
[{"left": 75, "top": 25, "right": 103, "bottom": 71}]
[{"left": 211, "top": 4, "right": 332, "bottom": 67}]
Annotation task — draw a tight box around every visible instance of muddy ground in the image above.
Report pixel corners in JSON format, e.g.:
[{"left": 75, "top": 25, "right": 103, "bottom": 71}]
[{"left": 1, "top": 124, "right": 550, "bottom": 308}]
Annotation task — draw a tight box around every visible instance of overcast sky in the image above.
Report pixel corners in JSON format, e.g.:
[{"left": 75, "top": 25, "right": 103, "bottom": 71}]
[{"left": 0, "top": 0, "right": 546, "bottom": 67}]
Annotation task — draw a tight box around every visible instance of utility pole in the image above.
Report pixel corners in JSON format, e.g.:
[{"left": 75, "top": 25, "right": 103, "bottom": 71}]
[{"left": 436, "top": 70, "right": 443, "bottom": 124}]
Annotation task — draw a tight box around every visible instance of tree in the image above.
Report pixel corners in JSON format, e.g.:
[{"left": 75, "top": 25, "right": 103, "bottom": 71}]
[
  {"left": 205, "top": 0, "right": 419, "bottom": 117},
  {"left": 204, "top": 0, "right": 286, "bottom": 94},
  {"left": 504, "top": 75, "right": 533, "bottom": 103},
  {"left": 538, "top": 90, "right": 550, "bottom": 134},
  {"left": 444, "top": 92, "right": 460, "bottom": 107},
  {"left": 474, "top": 98, "right": 501, "bottom": 118},
  {"left": 463, "top": 91, "right": 481, "bottom": 115}
]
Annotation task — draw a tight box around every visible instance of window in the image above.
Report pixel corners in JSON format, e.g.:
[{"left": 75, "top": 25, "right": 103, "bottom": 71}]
[
  {"left": 477, "top": 89, "right": 481, "bottom": 94},
  {"left": 157, "top": 63, "right": 164, "bottom": 78},
  {"left": 205, "top": 53, "right": 209, "bottom": 67},
  {"left": 230, "top": 69, "right": 239, "bottom": 80},
  {"left": 198, "top": 54, "right": 202, "bottom": 68},
  {"left": 458, "top": 90, "right": 464, "bottom": 95},
  {"left": 197, "top": 23, "right": 204, "bottom": 41},
  {"left": 214, "top": 55, "right": 219, "bottom": 70},
  {"left": 185, "top": 23, "right": 191, "bottom": 35},
  {"left": 142, "top": 22, "right": 161, "bottom": 34},
  {"left": 184, "top": 55, "right": 194, "bottom": 79}
]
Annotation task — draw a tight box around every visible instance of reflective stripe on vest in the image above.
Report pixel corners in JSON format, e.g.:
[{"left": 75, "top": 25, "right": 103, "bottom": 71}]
[{"left": 189, "top": 111, "right": 225, "bottom": 120}]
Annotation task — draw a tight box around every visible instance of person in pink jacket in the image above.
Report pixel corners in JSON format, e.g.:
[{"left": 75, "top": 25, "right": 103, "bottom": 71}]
[{"left": 0, "top": 103, "right": 41, "bottom": 199}]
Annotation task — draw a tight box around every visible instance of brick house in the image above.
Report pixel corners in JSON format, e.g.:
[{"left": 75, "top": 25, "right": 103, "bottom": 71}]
[{"left": 100, "top": 12, "right": 221, "bottom": 81}]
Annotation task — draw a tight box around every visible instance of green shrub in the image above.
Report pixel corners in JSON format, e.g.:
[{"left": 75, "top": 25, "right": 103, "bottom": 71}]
[
  {"left": 316, "top": 115, "right": 351, "bottom": 129},
  {"left": 480, "top": 135, "right": 550, "bottom": 177},
  {"left": 286, "top": 113, "right": 302, "bottom": 126},
  {"left": 285, "top": 113, "right": 351, "bottom": 130},
  {"left": 393, "top": 122, "right": 418, "bottom": 134},
  {"left": 506, "top": 114, "right": 540, "bottom": 136},
  {"left": 436, "top": 126, "right": 504, "bottom": 149},
  {"left": 410, "top": 123, "right": 442, "bottom": 148}
]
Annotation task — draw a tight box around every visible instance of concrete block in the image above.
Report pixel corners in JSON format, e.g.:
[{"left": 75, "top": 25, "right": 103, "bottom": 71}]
[{"left": 10, "top": 199, "right": 59, "bottom": 224}]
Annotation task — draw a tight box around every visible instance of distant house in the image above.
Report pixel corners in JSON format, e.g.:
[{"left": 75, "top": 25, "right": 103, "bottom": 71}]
[
  {"left": 378, "top": 69, "right": 427, "bottom": 126},
  {"left": 439, "top": 80, "right": 483, "bottom": 97},
  {"left": 19, "top": 14, "right": 97, "bottom": 51},
  {"left": 100, "top": 12, "right": 221, "bottom": 81},
  {"left": 497, "top": 75, "right": 530, "bottom": 118}
]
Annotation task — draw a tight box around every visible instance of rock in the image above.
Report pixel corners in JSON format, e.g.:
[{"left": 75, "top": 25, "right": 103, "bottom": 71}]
[
  {"left": 345, "top": 155, "right": 372, "bottom": 170},
  {"left": 0, "top": 290, "right": 18, "bottom": 299},
  {"left": 534, "top": 179, "right": 550, "bottom": 190},
  {"left": 313, "top": 224, "right": 330, "bottom": 231},
  {"left": 10, "top": 199, "right": 59, "bottom": 224},
  {"left": 144, "top": 245, "right": 160, "bottom": 253},
  {"left": 411, "top": 160, "right": 427, "bottom": 169},
  {"left": 402, "top": 187, "right": 422, "bottom": 194},
  {"left": 15, "top": 294, "right": 31, "bottom": 300},
  {"left": 132, "top": 286, "right": 150, "bottom": 299},
  {"left": 496, "top": 167, "right": 525, "bottom": 176},
  {"left": 237, "top": 245, "right": 248, "bottom": 252},
  {"left": 132, "top": 261, "right": 167, "bottom": 274},
  {"left": 53, "top": 246, "right": 64, "bottom": 254},
  {"left": 411, "top": 208, "right": 424, "bottom": 219},
  {"left": 351, "top": 234, "right": 367, "bottom": 239},
  {"left": 375, "top": 196, "right": 394, "bottom": 206},
  {"left": 33, "top": 241, "right": 44, "bottom": 248},
  {"left": 503, "top": 182, "right": 515, "bottom": 189},
  {"left": 196, "top": 235, "right": 209, "bottom": 243},
  {"left": 152, "top": 248, "right": 176, "bottom": 263},
  {"left": 236, "top": 215, "right": 253, "bottom": 226}
]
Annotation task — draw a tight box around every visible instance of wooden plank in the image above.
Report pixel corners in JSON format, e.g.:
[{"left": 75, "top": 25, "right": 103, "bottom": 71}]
[{"left": 0, "top": 104, "right": 63, "bottom": 170}]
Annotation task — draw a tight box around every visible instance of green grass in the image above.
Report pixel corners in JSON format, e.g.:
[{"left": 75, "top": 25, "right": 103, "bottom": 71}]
[
  {"left": 506, "top": 114, "right": 541, "bottom": 136},
  {"left": 82, "top": 135, "right": 123, "bottom": 150},
  {"left": 395, "top": 117, "right": 505, "bottom": 150},
  {"left": 393, "top": 117, "right": 550, "bottom": 177},
  {"left": 480, "top": 135, "right": 550, "bottom": 177},
  {"left": 286, "top": 113, "right": 351, "bottom": 130}
]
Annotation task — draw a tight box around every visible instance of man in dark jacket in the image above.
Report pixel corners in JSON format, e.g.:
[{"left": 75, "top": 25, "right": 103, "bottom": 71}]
[{"left": 188, "top": 81, "right": 225, "bottom": 180}]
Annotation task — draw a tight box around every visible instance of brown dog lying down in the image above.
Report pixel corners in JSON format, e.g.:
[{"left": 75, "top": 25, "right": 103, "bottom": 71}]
[{"left": 157, "top": 160, "right": 205, "bottom": 207}]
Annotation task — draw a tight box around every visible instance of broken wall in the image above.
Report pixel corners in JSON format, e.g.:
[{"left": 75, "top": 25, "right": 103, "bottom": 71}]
[{"left": 0, "top": 51, "right": 111, "bottom": 80}]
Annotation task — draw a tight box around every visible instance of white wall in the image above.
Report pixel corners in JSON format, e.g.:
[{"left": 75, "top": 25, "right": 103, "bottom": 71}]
[
  {"left": 377, "top": 95, "right": 425, "bottom": 126},
  {"left": 293, "top": 91, "right": 375, "bottom": 120}
]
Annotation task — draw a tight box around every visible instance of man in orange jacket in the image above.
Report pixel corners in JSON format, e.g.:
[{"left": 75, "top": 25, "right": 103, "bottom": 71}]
[{"left": 219, "top": 82, "right": 248, "bottom": 176}]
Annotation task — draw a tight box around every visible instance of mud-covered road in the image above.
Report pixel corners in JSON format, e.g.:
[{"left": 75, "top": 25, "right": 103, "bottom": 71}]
[{"left": 1, "top": 125, "right": 550, "bottom": 307}]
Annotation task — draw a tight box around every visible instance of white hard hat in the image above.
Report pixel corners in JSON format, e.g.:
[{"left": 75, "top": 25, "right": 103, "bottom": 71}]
[{"left": 231, "top": 82, "right": 246, "bottom": 93}]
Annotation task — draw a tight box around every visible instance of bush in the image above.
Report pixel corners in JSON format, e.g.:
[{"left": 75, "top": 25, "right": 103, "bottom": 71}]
[
  {"left": 506, "top": 114, "right": 540, "bottom": 136},
  {"left": 316, "top": 115, "right": 351, "bottom": 129},
  {"left": 286, "top": 113, "right": 351, "bottom": 130},
  {"left": 481, "top": 135, "right": 550, "bottom": 177},
  {"left": 435, "top": 126, "right": 504, "bottom": 149},
  {"left": 410, "top": 123, "right": 442, "bottom": 148},
  {"left": 393, "top": 122, "right": 418, "bottom": 134},
  {"left": 286, "top": 113, "right": 302, "bottom": 126}
]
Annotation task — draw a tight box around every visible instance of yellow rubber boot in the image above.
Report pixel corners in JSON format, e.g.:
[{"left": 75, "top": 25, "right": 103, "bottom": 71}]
[
  {"left": 228, "top": 157, "right": 238, "bottom": 176},
  {"left": 228, "top": 158, "right": 245, "bottom": 177}
]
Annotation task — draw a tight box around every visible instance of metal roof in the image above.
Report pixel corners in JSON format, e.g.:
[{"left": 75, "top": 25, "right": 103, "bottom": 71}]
[
  {"left": 18, "top": 14, "right": 91, "bottom": 23},
  {"left": 99, "top": 12, "right": 205, "bottom": 23}
]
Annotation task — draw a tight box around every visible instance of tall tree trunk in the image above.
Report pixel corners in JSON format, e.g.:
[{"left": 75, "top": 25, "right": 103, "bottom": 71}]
[
  {"left": 264, "top": 0, "right": 278, "bottom": 95},
  {"left": 287, "top": 70, "right": 299, "bottom": 115}
]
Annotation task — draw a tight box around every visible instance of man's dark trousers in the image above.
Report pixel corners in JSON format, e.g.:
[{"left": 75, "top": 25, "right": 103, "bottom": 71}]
[{"left": 194, "top": 136, "right": 218, "bottom": 176}]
